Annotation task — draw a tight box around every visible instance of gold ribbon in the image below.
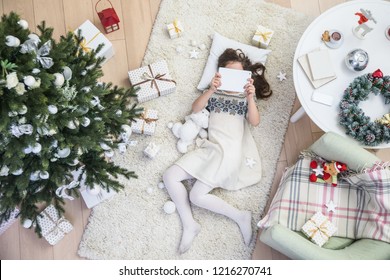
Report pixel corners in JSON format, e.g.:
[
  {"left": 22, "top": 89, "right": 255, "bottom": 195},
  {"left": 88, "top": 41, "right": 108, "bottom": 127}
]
[
  {"left": 168, "top": 19, "right": 182, "bottom": 34},
  {"left": 132, "top": 64, "right": 176, "bottom": 97},
  {"left": 376, "top": 113, "right": 390, "bottom": 126},
  {"left": 308, "top": 219, "right": 330, "bottom": 240},
  {"left": 76, "top": 31, "right": 102, "bottom": 56},
  {"left": 255, "top": 31, "right": 272, "bottom": 44}
]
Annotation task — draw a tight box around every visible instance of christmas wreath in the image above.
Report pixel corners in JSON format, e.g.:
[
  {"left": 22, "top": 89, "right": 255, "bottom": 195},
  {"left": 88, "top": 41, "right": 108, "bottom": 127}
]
[{"left": 339, "top": 69, "right": 390, "bottom": 146}]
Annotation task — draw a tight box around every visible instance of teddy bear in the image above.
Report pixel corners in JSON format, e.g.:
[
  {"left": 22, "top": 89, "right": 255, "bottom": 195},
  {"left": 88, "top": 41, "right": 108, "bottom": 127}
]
[
  {"left": 170, "top": 108, "right": 209, "bottom": 153},
  {"left": 309, "top": 159, "right": 347, "bottom": 187}
]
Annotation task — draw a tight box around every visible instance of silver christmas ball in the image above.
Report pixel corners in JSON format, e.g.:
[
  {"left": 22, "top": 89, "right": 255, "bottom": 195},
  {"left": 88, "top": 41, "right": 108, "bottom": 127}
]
[{"left": 62, "top": 66, "right": 72, "bottom": 80}]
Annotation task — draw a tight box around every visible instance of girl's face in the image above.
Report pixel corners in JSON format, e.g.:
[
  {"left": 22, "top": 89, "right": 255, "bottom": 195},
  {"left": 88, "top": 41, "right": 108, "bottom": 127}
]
[{"left": 224, "top": 61, "right": 243, "bottom": 70}]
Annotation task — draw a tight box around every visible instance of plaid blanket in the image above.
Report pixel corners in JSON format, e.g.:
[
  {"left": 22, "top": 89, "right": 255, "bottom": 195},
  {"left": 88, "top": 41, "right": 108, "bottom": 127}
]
[{"left": 257, "top": 156, "right": 390, "bottom": 243}]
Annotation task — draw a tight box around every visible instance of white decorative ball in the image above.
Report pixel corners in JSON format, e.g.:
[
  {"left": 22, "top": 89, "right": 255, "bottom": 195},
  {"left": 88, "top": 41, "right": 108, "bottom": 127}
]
[
  {"left": 23, "top": 219, "right": 33, "bottom": 228},
  {"left": 5, "top": 35, "right": 20, "bottom": 47},
  {"left": 53, "top": 73, "right": 65, "bottom": 87},
  {"left": 28, "top": 33, "right": 40, "bottom": 43},
  {"left": 8, "top": 111, "right": 18, "bottom": 117},
  {"left": 115, "top": 110, "right": 122, "bottom": 116},
  {"left": 11, "top": 168, "right": 23, "bottom": 176},
  {"left": 23, "top": 75, "right": 36, "bottom": 87},
  {"left": 18, "top": 105, "right": 28, "bottom": 115},
  {"left": 23, "top": 145, "right": 33, "bottom": 154},
  {"left": 163, "top": 201, "right": 176, "bottom": 214},
  {"left": 30, "top": 171, "right": 40, "bottom": 181},
  {"left": 32, "top": 68, "right": 41, "bottom": 74},
  {"left": 87, "top": 185, "right": 101, "bottom": 196},
  {"left": 57, "top": 147, "right": 71, "bottom": 158},
  {"left": 147, "top": 187, "right": 154, "bottom": 194},
  {"left": 39, "top": 171, "right": 49, "bottom": 179},
  {"left": 48, "top": 105, "right": 58, "bottom": 114},
  {"left": 68, "top": 158, "right": 79, "bottom": 166},
  {"left": 81, "top": 117, "right": 91, "bottom": 127},
  {"left": 31, "top": 143, "right": 42, "bottom": 154},
  {"left": 18, "top": 20, "right": 29, "bottom": 30},
  {"left": 167, "top": 122, "right": 174, "bottom": 129},
  {"left": 158, "top": 182, "right": 165, "bottom": 189},
  {"left": 62, "top": 66, "right": 72, "bottom": 80},
  {"left": 191, "top": 40, "right": 197, "bottom": 46},
  {"left": 81, "top": 70, "right": 87, "bottom": 76}
]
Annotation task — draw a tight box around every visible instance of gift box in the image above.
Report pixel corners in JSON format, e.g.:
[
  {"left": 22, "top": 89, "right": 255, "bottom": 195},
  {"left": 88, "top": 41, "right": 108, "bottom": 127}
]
[
  {"left": 36, "top": 204, "right": 73, "bottom": 245},
  {"left": 301, "top": 211, "right": 337, "bottom": 247},
  {"left": 131, "top": 109, "right": 158, "bottom": 135},
  {"left": 74, "top": 20, "right": 114, "bottom": 64},
  {"left": 144, "top": 142, "right": 160, "bottom": 159},
  {"left": 251, "top": 25, "right": 274, "bottom": 49},
  {"left": 128, "top": 60, "right": 176, "bottom": 103},
  {"left": 0, "top": 208, "right": 19, "bottom": 236},
  {"left": 166, "top": 19, "right": 184, "bottom": 39}
]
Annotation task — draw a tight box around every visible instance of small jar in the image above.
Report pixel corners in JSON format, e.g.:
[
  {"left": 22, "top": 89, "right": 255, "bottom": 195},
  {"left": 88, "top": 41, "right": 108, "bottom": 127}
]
[{"left": 345, "top": 49, "right": 369, "bottom": 71}]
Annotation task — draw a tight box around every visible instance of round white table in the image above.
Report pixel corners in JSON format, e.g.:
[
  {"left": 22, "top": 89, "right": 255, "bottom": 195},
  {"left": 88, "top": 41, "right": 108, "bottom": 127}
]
[{"left": 293, "top": 0, "right": 390, "bottom": 149}]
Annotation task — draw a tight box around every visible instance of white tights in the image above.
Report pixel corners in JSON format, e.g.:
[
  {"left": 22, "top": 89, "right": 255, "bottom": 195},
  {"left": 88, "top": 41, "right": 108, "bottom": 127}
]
[{"left": 162, "top": 164, "right": 252, "bottom": 254}]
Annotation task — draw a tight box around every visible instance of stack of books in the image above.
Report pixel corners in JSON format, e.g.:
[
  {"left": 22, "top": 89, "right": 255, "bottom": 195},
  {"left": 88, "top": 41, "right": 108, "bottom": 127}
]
[{"left": 298, "top": 49, "right": 336, "bottom": 88}]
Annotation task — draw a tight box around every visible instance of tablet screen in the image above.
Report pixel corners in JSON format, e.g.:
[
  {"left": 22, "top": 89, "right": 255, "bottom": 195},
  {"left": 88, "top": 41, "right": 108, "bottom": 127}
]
[{"left": 218, "top": 67, "right": 252, "bottom": 93}]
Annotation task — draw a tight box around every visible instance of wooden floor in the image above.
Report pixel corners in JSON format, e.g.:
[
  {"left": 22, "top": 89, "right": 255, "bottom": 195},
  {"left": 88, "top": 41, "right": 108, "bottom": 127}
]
[{"left": 1, "top": 0, "right": 389, "bottom": 260}]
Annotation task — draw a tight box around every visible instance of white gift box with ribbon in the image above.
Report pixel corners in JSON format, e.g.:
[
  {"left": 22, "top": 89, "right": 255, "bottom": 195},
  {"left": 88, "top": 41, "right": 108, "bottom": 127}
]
[
  {"left": 0, "top": 207, "right": 19, "bottom": 236},
  {"left": 131, "top": 109, "right": 159, "bottom": 135},
  {"left": 251, "top": 25, "right": 274, "bottom": 49},
  {"left": 301, "top": 211, "right": 337, "bottom": 247},
  {"left": 36, "top": 205, "right": 73, "bottom": 245},
  {"left": 128, "top": 60, "right": 176, "bottom": 103},
  {"left": 74, "top": 20, "right": 114, "bottom": 64},
  {"left": 166, "top": 19, "right": 184, "bottom": 39}
]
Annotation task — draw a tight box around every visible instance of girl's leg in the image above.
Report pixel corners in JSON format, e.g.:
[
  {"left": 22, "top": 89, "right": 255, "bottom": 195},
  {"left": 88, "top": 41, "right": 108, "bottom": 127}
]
[
  {"left": 162, "top": 165, "right": 201, "bottom": 254},
  {"left": 189, "top": 180, "right": 252, "bottom": 246}
]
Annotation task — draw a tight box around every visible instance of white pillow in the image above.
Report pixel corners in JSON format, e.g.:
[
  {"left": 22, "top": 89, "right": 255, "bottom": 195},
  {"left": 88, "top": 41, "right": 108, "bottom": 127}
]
[{"left": 197, "top": 32, "right": 271, "bottom": 91}]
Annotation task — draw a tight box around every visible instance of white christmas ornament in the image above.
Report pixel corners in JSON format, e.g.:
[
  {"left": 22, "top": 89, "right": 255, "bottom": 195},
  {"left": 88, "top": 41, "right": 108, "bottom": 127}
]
[
  {"left": 23, "top": 75, "right": 36, "bottom": 87},
  {"left": 32, "top": 68, "right": 41, "bottom": 74},
  {"left": 57, "top": 147, "right": 71, "bottom": 158},
  {"left": 22, "top": 219, "right": 33, "bottom": 228},
  {"left": 81, "top": 70, "right": 87, "bottom": 76},
  {"left": 100, "top": 142, "right": 111, "bottom": 150},
  {"left": 32, "top": 143, "right": 42, "bottom": 154},
  {"left": 115, "top": 110, "right": 122, "bottom": 117},
  {"left": 23, "top": 145, "right": 33, "bottom": 154},
  {"left": 28, "top": 33, "right": 40, "bottom": 43},
  {"left": 8, "top": 111, "right": 18, "bottom": 117},
  {"left": 163, "top": 201, "right": 176, "bottom": 214},
  {"left": 11, "top": 168, "right": 23, "bottom": 176},
  {"left": 53, "top": 73, "right": 65, "bottom": 87},
  {"left": 18, "top": 124, "right": 33, "bottom": 135},
  {"left": 68, "top": 158, "right": 79, "bottom": 166},
  {"left": 86, "top": 185, "right": 101, "bottom": 196},
  {"left": 18, "top": 117, "right": 27, "bottom": 124},
  {"left": 5, "top": 35, "right": 20, "bottom": 47},
  {"left": 66, "top": 119, "right": 79, "bottom": 129},
  {"left": 104, "top": 149, "right": 114, "bottom": 158},
  {"left": 81, "top": 117, "right": 91, "bottom": 127},
  {"left": 277, "top": 71, "right": 287, "bottom": 81},
  {"left": 30, "top": 171, "right": 40, "bottom": 181},
  {"left": 0, "top": 165, "right": 9, "bottom": 176},
  {"left": 18, "top": 19, "right": 29, "bottom": 29},
  {"left": 6, "top": 72, "right": 19, "bottom": 89},
  {"left": 158, "top": 182, "right": 165, "bottom": 189},
  {"left": 39, "top": 171, "right": 49, "bottom": 179},
  {"left": 62, "top": 66, "right": 72, "bottom": 80},
  {"left": 18, "top": 105, "right": 28, "bottom": 115},
  {"left": 48, "top": 105, "right": 58, "bottom": 114}
]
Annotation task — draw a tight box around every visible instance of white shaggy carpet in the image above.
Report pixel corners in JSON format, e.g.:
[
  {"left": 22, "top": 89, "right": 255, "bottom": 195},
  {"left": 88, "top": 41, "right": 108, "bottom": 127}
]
[{"left": 78, "top": 0, "right": 312, "bottom": 259}]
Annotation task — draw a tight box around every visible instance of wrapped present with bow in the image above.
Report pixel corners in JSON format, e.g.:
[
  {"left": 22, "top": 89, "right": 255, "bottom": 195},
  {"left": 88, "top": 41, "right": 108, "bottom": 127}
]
[
  {"left": 131, "top": 109, "right": 159, "bottom": 135},
  {"left": 251, "top": 25, "right": 274, "bottom": 49},
  {"left": 128, "top": 60, "right": 176, "bottom": 103},
  {"left": 36, "top": 204, "right": 73, "bottom": 245},
  {"left": 166, "top": 19, "right": 184, "bottom": 39},
  {"left": 74, "top": 20, "right": 114, "bottom": 64},
  {"left": 301, "top": 211, "right": 337, "bottom": 247}
]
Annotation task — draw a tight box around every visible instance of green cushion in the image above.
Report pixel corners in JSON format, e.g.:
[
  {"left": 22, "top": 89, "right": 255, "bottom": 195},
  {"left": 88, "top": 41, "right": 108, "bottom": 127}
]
[
  {"left": 260, "top": 224, "right": 390, "bottom": 260},
  {"left": 295, "top": 231, "right": 354, "bottom": 250},
  {"left": 309, "top": 132, "right": 379, "bottom": 171}
]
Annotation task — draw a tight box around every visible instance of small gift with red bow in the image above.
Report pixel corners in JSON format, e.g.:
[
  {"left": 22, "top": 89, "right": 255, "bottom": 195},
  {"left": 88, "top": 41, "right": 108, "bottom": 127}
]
[
  {"left": 36, "top": 205, "right": 73, "bottom": 245},
  {"left": 251, "top": 25, "right": 274, "bottom": 49},
  {"left": 301, "top": 211, "right": 337, "bottom": 247},
  {"left": 74, "top": 20, "right": 114, "bottom": 64},
  {"left": 128, "top": 60, "right": 176, "bottom": 103},
  {"left": 131, "top": 109, "right": 159, "bottom": 135}
]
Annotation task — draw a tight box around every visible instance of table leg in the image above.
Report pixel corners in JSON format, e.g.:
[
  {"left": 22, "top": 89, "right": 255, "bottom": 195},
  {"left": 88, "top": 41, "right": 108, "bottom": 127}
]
[{"left": 290, "top": 106, "right": 306, "bottom": 123}]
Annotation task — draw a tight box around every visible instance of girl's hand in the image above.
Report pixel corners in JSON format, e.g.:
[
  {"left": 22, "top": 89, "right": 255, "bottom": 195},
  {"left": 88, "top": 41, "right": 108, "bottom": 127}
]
[
  {"left": 244, "top": 78, "right": 255, "bottom": 100},
  {"left": 210, "top": 72, "right": 221, "bottom": 92}
]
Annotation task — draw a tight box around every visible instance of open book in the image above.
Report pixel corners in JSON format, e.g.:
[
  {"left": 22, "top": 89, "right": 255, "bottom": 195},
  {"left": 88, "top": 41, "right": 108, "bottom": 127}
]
[{"left": 298, "top": 49, "right": 336, "bottom": 89}]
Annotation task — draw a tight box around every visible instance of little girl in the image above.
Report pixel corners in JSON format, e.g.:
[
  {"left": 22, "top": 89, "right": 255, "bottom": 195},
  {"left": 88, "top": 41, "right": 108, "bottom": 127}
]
[{"left": 163, "top": 48, "right": 272, "bottom": 254}]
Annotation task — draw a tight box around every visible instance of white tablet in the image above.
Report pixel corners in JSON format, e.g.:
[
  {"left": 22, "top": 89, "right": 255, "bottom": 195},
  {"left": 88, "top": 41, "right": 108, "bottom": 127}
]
[{"left": 218, "top": 67, "right": 252, "bottom": 93}]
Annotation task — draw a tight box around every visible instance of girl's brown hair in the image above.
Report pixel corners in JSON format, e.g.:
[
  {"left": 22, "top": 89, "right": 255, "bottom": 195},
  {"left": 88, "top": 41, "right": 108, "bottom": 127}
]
[{"left": 217, "top": 48, "right": 272, "bottom": 99}]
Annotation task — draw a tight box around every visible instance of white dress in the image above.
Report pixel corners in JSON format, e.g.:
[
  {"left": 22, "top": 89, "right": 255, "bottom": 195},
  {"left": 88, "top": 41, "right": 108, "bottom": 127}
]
[{"left": 175, "top": 92, "right": 262, "bottom": 190}]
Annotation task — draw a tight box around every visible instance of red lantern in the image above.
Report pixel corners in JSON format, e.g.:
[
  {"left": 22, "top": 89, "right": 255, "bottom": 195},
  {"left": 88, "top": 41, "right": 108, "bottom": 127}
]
[{"left": 95, "top": 0, "right": 120, "bottom": 34}]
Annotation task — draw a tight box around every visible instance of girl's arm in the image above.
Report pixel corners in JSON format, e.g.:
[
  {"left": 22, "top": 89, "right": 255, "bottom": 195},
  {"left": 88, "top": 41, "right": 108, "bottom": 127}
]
[
  {"left": 244, "top": 79, "right": 260, "bottom": 126},
  {"left": 192, "top": 72, "right": 221, "bottom": 113}
]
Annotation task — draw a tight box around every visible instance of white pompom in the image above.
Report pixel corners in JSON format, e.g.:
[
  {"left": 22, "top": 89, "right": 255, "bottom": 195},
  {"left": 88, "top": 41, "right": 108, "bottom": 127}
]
[
  {"left": 53, "top": 73, "right": 65, "bottom": 87},
  {"left": 62, "top": 66, "right": 72, "bottom": 80},
  {"left": 23, "top": 219, "right": 33, "bottom": 228},
  {"left": 48, "top": 105, "right": 58, "bottom": 114},
  {"left": 18, "top": 19, "right": 29, "bottom": 30},
  {"left": 87, "top": 185, "right": 101, "bottom": 196},
  {"left": 24, "top": 75, "right": 36, "bottom": 87},
  {"left": 167, "top": 122, "right": 174, "bottom": 129},
  {"left": 147, "top": 187, "right": 154, "bottom": 194},
  {"left": 163, "top": 201, "right": 176, "bottom": 214},
  {"left": 158, "top": 182, "right": 165, "bottom": 189},
  {"left": 5, "top": 35, "right": 20, "bottom": 47}
]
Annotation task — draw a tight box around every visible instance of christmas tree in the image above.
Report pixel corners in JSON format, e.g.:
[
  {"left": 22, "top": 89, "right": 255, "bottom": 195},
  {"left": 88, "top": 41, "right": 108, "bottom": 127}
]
[{"left": 0, "top": 12, "right": 141, "bottom": 235}]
